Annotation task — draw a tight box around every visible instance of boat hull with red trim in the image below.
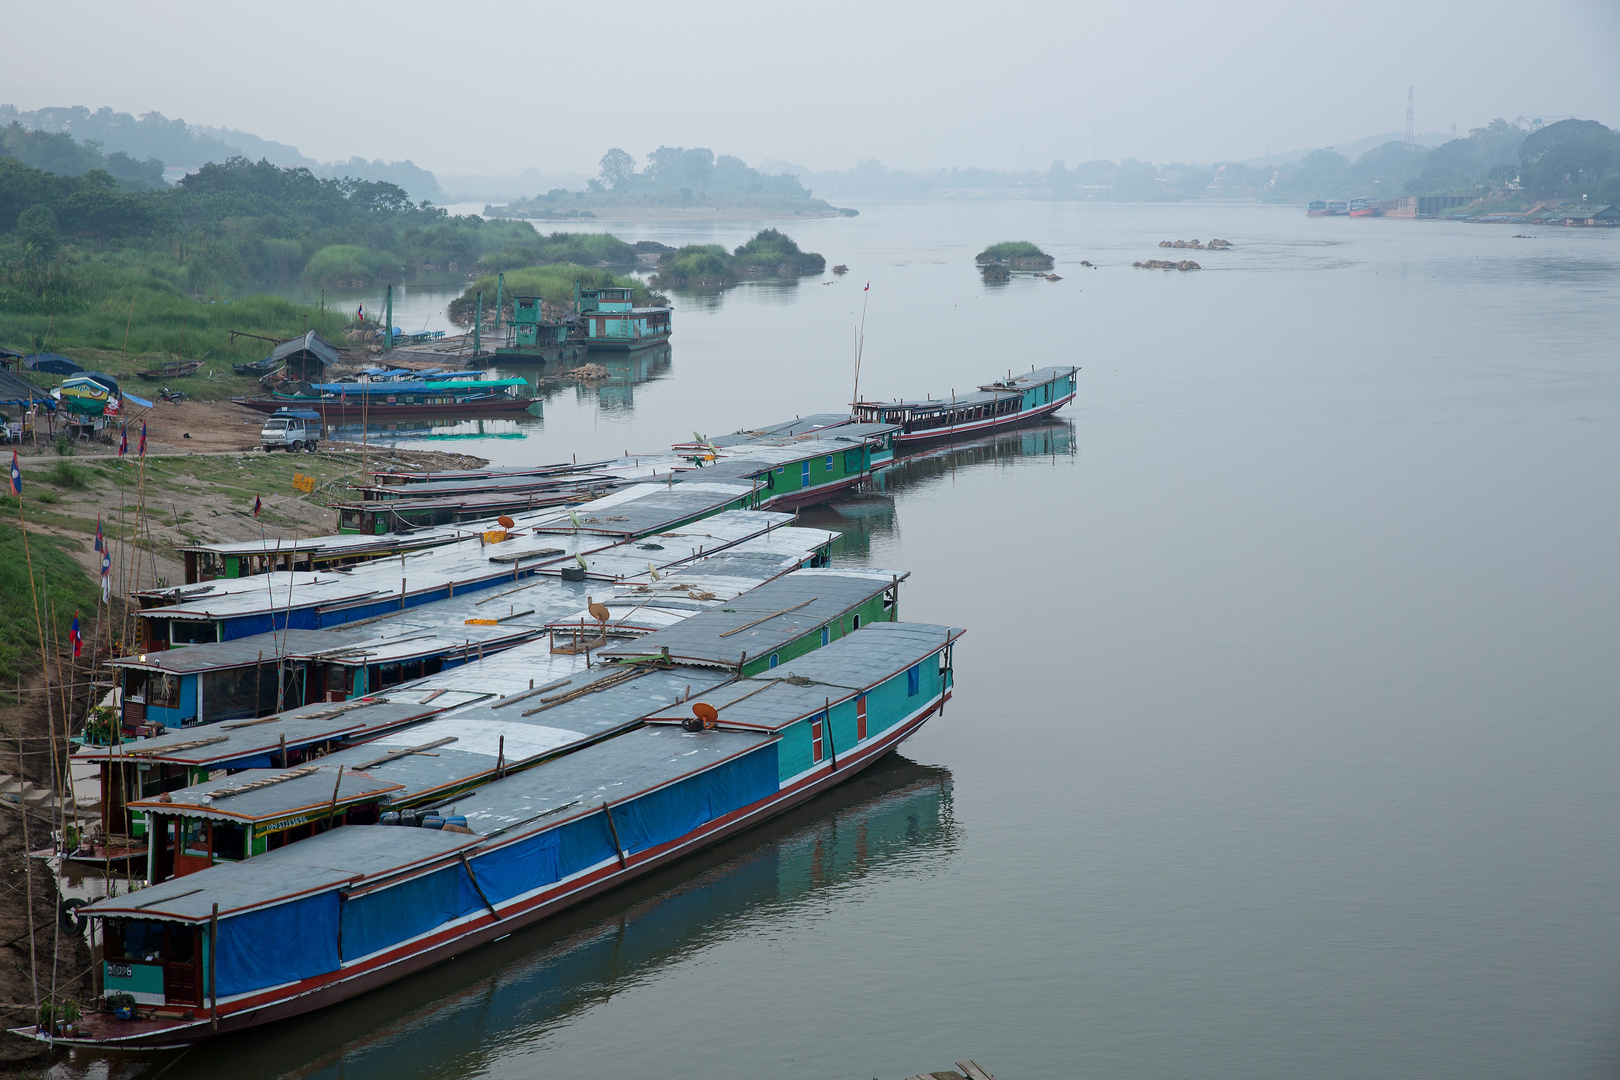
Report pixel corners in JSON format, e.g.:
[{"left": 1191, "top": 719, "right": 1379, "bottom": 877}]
[{"left": 22, "top": 690, "right": 950, "bottom": 1048}]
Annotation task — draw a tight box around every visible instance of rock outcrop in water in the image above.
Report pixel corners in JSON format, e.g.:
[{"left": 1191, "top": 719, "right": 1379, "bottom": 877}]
[
  {"left": 1133, "top": 259, "right": 1201, "bottom": 270},
  {"left": 1158, "top": 238, "right": 1232, "bottom": 250}
]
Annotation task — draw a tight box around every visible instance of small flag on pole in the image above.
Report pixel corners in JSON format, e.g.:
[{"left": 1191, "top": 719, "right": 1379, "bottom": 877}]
[
  {"left": 94, "top": 516, "right": 104, "bottom": 553},
  {"left": 101, "top": 549, "right": 111, "bottom": 603},
  {"left": 138, "top": 422, "right": 147, "bottom": 458},
  {"left": 864, "top": 282, "right": 870, "bottom": 292},
  {"left": 253, "top": 495, "right": 262, "bottom": 518},
  {"left": 70, "top": 614, "right": 82, "bottom": 658},
  {"left": 118, "top": 424, "right": 128, "bottom": 458},
  {"left": 8, "top": 449, "right": 20, "bottom": 496}
]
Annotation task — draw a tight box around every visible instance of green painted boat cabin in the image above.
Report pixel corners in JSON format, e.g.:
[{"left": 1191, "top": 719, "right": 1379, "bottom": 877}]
[{"left": 576, "top": 284, "right": 672, "bottom": 350}]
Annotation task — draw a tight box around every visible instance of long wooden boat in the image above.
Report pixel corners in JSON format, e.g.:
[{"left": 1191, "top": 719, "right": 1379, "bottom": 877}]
[
  {"left": 853, "top": 365, "right": 1077, "bottom": 448},
  {"left": 30, "top": 622, "right": 961, "bottom": 1048},
  {"left": 135, "top": 361, "right": 203, "bottom": 380},
  {"left": 232, "top": 394, "right": 535, "bottom": 419}
]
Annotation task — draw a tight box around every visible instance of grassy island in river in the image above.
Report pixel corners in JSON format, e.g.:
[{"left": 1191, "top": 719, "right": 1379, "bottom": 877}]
[
  {"left": 652, "top": 229, "right": 826, "bottom": 288},
  {"left": 975, "top": 241, "right": 1054, "bottom": 270}
]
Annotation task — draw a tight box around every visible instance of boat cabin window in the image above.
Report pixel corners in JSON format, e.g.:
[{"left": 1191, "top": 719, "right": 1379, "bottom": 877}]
[
  {"left": 852, "top": 614, "right": 861, "bottom": 631},
  {"left": 148, "top": 672, "right": 181, "bottom": 708},
  {"left": 105, "top": 919, "right": 167, "bottom": 963},
  {"left": 825, "top": 455, "right": 834, "bottom": 471},
  {"left": 907, "top": 663, "right": 921, "bottom": 697},
  {"left": 179, "top": 818, "right": 210, "bottom": 858},
  {"left": 212, "top": 821, "right": 247, "bottom": 861},
  {"left": 201, "top": 666, "right": 278, "bottom": 723},
  {"left": 170, "top": 621, "right": 216, "bottom": 647},
  {"left": 769, "top": 653, "right": 780, "bottom": 668}
]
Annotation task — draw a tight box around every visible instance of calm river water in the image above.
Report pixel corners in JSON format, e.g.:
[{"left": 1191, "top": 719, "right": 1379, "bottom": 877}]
[{"left": 61, "top": 203, "right": 1620, "bottom": 1080}]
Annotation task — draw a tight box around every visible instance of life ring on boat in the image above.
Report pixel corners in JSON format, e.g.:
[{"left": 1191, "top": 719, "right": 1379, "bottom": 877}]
[{"left": 58, "top": 898, "right": 88, "bottom": 935}]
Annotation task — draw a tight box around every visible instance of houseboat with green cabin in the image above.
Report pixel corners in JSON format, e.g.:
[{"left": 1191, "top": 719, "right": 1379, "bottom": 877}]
[
  {"left": 576, "top": 285, "right": 672, "bottom": 352},
  {"left": 494, "top": 295, "right": 586, "bottom": 364}
]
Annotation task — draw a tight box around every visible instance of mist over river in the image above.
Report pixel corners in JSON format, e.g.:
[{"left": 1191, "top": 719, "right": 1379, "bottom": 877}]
[{"left": 61, "top": 202, "right": 1620, "bottom": 1080}]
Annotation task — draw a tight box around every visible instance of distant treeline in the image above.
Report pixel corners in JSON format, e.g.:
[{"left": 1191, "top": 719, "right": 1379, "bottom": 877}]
[
  {"left": 0, "top": 104, "right": 444, "bottom": 202},
  {"left": 773, "top": 118, "right": 1620, "bottom": 205},
  {"left": 0, "top": 152, "right": 543, "bottom": 364},
  {"left": 0, "top": 153, "right": 516, "bottom": 293},
  {"left": 492, "top": 146, "right": 846, "bottom": 216}
]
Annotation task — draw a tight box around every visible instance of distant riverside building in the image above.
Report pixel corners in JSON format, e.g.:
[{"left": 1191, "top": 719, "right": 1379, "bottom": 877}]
[
  {"left": 1377, "top": 195, "right": 1474, "bottom": 219},
  {"left": 1548, "top": 205, "right": 1619, "bottom": 227}
]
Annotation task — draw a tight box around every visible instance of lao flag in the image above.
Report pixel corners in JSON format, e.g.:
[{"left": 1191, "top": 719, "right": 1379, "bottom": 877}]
[
  {"left": 70, "top": 614, "right": 82, "bottom": 658},
  {"left": 118, "top": 425, "right": 128, "bottom": 458},
  {"left": 253, "top": 495, "right": 262, "bottom": 518},
  {"left": 864, "top": 282, "right": 870, "bottom": 292},
  {"left": 94, "top": 516, "right": 104, "bottom": 553},
  {"left": 138, "top": 422, "right": 147, "bottom": 458},
  {"left": 8, "top": 450, "right": 19, "bottom": 496},
  {"left": 100, "top": 549, "right": 112, "bottom": 603}
]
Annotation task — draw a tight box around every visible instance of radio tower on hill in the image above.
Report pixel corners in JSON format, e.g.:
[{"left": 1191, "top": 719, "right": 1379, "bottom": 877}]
[{"left": 1405, "top": 86, "right": 1416, "bottom": 153}]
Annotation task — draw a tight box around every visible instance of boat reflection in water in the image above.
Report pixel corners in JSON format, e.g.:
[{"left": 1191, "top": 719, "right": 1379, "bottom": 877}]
[
  {"left": 109, "top": 755, "right": 953, "bottom": 1080},
  {"left": 797, "top": 496, "right": 897, "bottom": 562},
  {"left": 499, "top": 344, "right": 673, "bottom": 415},
  {"left": 799, "top": 419, "right": 1077, "bottom": 558},
  {"left": 322, "top": 414, "right": 539, "bottom": 443}
]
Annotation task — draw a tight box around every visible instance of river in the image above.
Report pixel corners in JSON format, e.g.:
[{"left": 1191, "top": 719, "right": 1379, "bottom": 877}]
[{"left": 58, "top": 202, "right": 1620, "bottom": 1080}]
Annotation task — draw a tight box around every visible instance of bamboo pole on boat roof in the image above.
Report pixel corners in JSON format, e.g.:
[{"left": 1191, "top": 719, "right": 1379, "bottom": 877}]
[{"left": 209, "top": 904, "right": 218, "bottom": 1030}]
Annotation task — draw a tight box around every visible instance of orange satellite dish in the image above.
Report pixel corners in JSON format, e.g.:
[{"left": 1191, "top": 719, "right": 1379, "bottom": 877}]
[
  {"left": 497, "top": 515, "right": 515, "bottom": 528},
  {"left": 692, "top": 702, "right": 719, "bottom": 729}
]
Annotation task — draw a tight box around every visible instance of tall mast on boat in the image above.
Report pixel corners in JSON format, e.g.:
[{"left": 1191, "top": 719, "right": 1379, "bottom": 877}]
[{"left": 851, "top": 282, "right": 869, "bottom": 411}]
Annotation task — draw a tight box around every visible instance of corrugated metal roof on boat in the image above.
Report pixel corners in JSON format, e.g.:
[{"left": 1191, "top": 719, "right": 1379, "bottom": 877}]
[
  {"left": 540, "top": 510, "right": 795, "bottom": 581},
  {"left": 644, "top": 622, "right": 964, "bottom": 731},
  {"left": 172, "top": 526, "right": 478, "bottom": 558},
  {"left": 523, "top": 482, "right": 756, "bottom": 539},
  {"left": 88, "top": 694, "right": 482, "bottom": 767},
  {"left": 142, "top": 508, "right": 791, "bottom": 624},
  {"left": 128, "top": 769, "right": 404, "bottom": 823},
  {"left": 707, "top": 420, "right": 899, "bottom": 448},
  {"left": 445, "top": 725, "right": 775, "bottom": 833},
  {"left": 80, "top": 826, "right": 480, "bottom": 922},
  {"left": 595, "top": 570, "right": 902, "bottom": 668},
  {"left": 319, "top": 666, "right": 736, "bottom": 802},
  {"left": 104, "top": 630, "right": 345, "bottom": 673}
]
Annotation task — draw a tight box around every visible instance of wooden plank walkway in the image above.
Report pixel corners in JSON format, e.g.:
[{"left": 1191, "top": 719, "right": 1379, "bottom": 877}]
[{"left": 902, "top": 1062, "right": 997, "bottom": 1080}]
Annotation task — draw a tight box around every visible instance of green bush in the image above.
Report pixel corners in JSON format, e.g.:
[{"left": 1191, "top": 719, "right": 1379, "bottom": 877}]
[
  {"left": 302, "top": 244, "right": 388, "bottom": 285},
  {"left": 653, "top": 246, "right": 736, "bottom": 287},
  {"left": 731, "top": 228, "right": 825, "bottom": 274},
  {"left": 976, "top": 241, "right": 1049, "bottom": 262},
  {"left": 46, "top": 459, "right": 89, "bottom": 488},
  {"left": 0, "top": 520, "right": 100, "bottom": 699}
]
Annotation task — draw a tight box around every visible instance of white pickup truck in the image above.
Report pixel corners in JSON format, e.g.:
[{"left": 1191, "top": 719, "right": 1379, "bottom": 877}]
[{"left": 260, "top": 411, "right": 321, "bottom": 452}]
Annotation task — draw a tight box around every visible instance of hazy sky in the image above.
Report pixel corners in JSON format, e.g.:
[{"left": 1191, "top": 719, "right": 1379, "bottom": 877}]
[{"left": 4, "top": 0, "right": 1618, "bottom": 176}]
